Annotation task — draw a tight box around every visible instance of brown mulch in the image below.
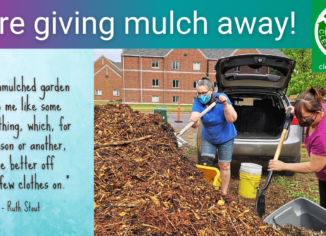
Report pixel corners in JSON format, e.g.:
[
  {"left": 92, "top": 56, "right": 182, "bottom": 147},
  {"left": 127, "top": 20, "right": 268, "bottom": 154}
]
[{"left": 93, "top": 104, "right": 287, "bottom": 235}]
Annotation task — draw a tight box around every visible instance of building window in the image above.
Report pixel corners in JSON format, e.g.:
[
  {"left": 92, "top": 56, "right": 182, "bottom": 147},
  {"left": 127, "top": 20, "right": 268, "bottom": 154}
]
[
  {"left": 193, "top": 81, "right": 198, "bottom": 89},
  {"left": 193, "top": 62, "right": 200, "bottom": 70},
  {"left": 152, "top": 79, "right": 159, "bottom": 87},
  {"left": 254, "top": 68, "right": 261, "bottom": 73},
  {"left": 152, "top": 60, "right": 159, "bottom": 69},
  {"left": 173, "top": 96, "right": 180, "bottom": 103},
  {"left": 102, "top": 58, "right": 104, "bottom": 65},
  {"left": 106, "top": 68, "right": 108, "bottom": 77},
  {"left": 234, "top": 66, "right": 241, "bottom": 72},
  {"left": 172, "top": 80, "right": 179, "bottom": 88},
  {"left": 95, "top": 89, "right": 102, "bottom": 96},
  {"left": 113, "top": 90, "right": 120, "bottom": 97},
  {"left": 172, "top": 61, "right": 180, "bottom": 70},
  {"left": 214, "top": 63, "right": 216, "bottom": 71},
  {"left": 152, "top": 96, "right": 159, "bottom": 103}
]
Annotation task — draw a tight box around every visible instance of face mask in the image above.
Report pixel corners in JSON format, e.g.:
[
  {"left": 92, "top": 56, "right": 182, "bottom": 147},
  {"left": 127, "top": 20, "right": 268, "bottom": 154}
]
[
  {"left": 298, "top": 117, "right": 315, "bottom": 127},
  {"left": 198, "top": 94, "right": 211, "bottom": 105}
]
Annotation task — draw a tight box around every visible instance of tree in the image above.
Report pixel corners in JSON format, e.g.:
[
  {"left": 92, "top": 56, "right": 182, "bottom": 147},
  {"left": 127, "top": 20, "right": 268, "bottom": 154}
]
[{"left": 279, "top": 49, "right": 326, "bottom": 97}]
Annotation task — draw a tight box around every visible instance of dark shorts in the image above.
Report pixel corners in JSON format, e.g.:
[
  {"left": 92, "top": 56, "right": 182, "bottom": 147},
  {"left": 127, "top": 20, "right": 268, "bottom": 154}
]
[{"left": 201, "top": 135, "right": 234, "bottom": 164}]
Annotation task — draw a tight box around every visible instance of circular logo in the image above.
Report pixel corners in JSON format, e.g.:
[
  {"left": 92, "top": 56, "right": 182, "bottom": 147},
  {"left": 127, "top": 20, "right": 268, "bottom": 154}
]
[{"left": 315, "top": 9, "right": 326, "bottom": 55}]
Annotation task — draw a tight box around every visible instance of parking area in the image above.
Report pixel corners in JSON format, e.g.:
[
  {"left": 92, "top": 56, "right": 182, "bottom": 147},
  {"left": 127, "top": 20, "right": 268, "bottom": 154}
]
[{"left": 167, "top": 113, "right": 191, "bottom": 129}]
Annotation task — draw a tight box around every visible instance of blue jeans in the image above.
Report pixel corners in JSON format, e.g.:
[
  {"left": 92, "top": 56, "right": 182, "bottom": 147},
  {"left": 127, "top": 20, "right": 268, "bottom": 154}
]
[{"left": 201, "top": 135, "right": 235, "bottom": 166}]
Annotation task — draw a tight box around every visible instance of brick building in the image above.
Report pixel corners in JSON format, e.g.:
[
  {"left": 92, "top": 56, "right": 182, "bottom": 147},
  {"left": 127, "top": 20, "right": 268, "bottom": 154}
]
[
  {"left": 94, "top": 55, "right": 122, "bottom": 101},
  {"left": 121, "top": 49, "right": 285, "bottom": 104}
]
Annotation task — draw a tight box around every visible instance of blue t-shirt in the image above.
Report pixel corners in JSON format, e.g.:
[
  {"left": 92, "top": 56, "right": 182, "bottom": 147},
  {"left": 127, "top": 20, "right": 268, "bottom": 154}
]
[{"left": 192, "top": 93, "right": 237, "bottom": 144}]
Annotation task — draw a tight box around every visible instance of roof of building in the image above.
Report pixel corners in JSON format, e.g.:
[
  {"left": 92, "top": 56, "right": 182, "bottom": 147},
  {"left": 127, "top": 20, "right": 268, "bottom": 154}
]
[
  {"left": 121, "top": 49, "right": 285, "bottom": 59},
  {"left": 258, "top": 49, "right": 286, "bottom": 57},
  {"left": 94, "top": 64, "right": 122, "bottom": 77},
  {"left": 199, "top": 49, "right": 237, "bottom": 59},
  {"left": 109, "top": 66, "right": 121, "bottom": 76},
  {"left": 122, "top": 49, "right": 171, "bottom": 57},
  {"left": 107, "top": 58, "right": 121, "bottom": 70},
  {"left": 288, "top": 94, "right": 298, "bottom": 101},
  {"left": 114, "top": 62, "right": 121, "bottom": 69}
]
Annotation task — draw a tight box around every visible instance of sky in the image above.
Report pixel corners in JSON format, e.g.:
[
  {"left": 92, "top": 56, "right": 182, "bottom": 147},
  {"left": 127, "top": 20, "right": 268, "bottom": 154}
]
[{"left": 94, "top": 49, "right": 122, "bottom": 62}]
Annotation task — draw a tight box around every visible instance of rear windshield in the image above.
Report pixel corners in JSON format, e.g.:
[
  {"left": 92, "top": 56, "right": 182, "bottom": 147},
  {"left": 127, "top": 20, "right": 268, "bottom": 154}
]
[
  {"left": 225, "top": 66, "right": 282, "bottom": 82},
  {"left": 229, "top": 94, "right": 284, "bottom": 109},
  {"left": 233, "top": 98, "right": 259, "bottom": 106}
]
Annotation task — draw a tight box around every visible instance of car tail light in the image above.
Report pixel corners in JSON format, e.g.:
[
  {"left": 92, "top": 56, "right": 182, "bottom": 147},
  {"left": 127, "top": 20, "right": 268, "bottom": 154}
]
[{"left": 291, "top": 116, "right": 299, "bottom": 125}]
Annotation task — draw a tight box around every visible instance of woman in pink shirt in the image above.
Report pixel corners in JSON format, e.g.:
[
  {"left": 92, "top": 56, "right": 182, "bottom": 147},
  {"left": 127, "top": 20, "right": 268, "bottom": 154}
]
[{"left": 269, "top": 87, "right": 326, "bottom": 209}]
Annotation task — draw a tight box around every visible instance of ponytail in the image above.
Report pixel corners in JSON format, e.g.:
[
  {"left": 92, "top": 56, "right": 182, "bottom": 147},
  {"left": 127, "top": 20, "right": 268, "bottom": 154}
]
[
  {"left": 307, "top": 86, "right": 324, "bottom": 105},
  {"left": 319, "top": 87, "right": 326, "bottom": 96}
]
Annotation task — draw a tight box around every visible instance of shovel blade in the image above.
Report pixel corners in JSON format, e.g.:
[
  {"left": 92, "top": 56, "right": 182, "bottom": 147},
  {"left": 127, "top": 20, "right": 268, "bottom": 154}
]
[
  {"left": 174, "top": 133, "right": 188, "bottom": 148},
  {"left": 255, "top": 189, "right": 266, "bottom": 219}
]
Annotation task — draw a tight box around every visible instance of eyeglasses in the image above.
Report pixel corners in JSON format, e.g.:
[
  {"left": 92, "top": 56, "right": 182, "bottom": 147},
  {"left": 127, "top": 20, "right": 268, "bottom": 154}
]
[
  {"left": 197, "top": 90, "right": 210, "bottom": 96},
  {"left": 300, "top": 112, "right": 315, "bottom": 121}
]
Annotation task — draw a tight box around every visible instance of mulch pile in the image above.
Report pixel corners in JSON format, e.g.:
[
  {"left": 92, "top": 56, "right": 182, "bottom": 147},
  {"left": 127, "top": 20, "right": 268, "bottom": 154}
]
[
  {"left": 93, "top": 104, "right": 293, "bottom": 235},
  {"left": 278, "top": 225, "right": 326, "bottom": 236}
]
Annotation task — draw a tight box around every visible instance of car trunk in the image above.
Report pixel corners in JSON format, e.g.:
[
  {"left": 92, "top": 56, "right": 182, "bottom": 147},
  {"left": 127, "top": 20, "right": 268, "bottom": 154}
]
[
  {"left": 215, "top": 54, "right": 296, "bottom": 91},
  {"left": 227, "top": 92, "right": 286, "bottom": 139}
]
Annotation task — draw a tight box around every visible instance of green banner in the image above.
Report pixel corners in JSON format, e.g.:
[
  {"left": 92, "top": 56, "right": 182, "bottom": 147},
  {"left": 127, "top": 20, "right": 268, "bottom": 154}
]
[{"left": 313, "top": 2, "right": 326, "bottom": 71}]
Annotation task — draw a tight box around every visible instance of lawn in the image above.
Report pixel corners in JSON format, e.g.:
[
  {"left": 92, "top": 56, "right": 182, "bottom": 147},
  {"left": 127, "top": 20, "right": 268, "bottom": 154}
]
[{"left": 94, "top": 101, "right": 192, "bottom": 113}]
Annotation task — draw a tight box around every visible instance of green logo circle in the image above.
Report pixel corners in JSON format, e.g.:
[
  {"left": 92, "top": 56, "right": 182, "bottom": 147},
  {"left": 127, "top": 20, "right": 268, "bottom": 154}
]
[{"left": 315, "top": 10, "right": 326, "bottom": 55}]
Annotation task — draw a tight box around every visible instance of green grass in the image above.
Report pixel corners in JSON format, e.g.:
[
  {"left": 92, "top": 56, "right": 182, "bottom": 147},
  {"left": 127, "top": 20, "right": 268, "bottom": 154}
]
[
  {"left": 272, "top": 176, "right": 319, "bottom": 204},
  {"left": 284, "top": 190, "right": 319, "bottom": 204},
  {"left": 301, "top": 148, "right": 308, "bottom": 159},
  {"left": 185, "top": 145, "right": 197, "bottom": 157},
  {"left": 307, "top": 186, "right": 319, "bottom": 193},
  {"left": 94, "top": 102, "right": 192, "bottom": 113},
  {"left": 95, "top": 101, "right": 120, "bottom": 105},
  {"left": 273, "top": 176, "right": 301, "bottom": 188}
]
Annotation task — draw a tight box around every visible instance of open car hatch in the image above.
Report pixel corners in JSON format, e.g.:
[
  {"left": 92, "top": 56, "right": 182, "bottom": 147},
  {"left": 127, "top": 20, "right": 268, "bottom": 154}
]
[{"left": 215, "top": 54, "right": 296, "bottom": 91}]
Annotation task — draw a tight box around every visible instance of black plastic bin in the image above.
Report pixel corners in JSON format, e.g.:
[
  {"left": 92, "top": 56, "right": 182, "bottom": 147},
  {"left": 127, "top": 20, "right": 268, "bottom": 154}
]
[{"left": 264, "top": 197, "right": 326, "bottom": 231}]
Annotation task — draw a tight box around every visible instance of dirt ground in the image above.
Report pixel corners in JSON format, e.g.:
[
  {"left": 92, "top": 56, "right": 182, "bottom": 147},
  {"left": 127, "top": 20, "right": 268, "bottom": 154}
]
[{"left": 175, "top": 126, "right": 321, "bottom": 219}]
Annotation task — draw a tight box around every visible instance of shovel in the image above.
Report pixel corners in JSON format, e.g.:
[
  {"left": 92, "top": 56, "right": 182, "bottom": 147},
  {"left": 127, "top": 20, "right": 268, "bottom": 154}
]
[
  {"left": 255, "top": 108, "right": 293, "bottom": 218},
  {"left": 175, "top": 96, "right": 223, "bottom": 148}
]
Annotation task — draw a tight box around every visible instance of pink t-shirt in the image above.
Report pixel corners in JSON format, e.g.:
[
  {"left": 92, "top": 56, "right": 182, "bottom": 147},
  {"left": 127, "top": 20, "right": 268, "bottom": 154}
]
[{"left": 304, "top": 103, "right": 326, "bottom": 181}]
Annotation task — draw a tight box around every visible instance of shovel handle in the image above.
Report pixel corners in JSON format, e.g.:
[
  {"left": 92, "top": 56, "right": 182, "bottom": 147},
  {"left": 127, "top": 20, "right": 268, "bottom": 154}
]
[
  {"left": 177, "top": 121, "right": 195, "bottom": 137},
  {"left": 273, "top": 108, "right": 293, "bottom": 161},
  {"left": 197, "top": 100, "right": 220, "bottom": 119},
  {"left": 259, "top": 108, "right": 293, "bottom": 191},
  {"left": 177, "top": 97, "right": 222, "bottom": 137}
]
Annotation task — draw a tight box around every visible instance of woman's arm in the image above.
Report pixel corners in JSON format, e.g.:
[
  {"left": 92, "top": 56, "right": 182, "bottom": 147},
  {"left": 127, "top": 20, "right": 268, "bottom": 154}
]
[
  {"left": 223, "top": 103, "right": 237, "bottom": 123},
  {"left": 189, "top": 112, "right": 200, "bottom": 128},
  {"left": 218, "top": 95, "right": 237, "bottom": 123},
  {"left": 268, "top": 153, "right": 326, "bottom": 173}
]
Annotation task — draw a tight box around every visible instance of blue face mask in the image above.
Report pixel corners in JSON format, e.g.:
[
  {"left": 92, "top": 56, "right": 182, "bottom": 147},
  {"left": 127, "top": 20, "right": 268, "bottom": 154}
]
[{"left": 198, "top": 94, "right": 211, "bottom": 104}]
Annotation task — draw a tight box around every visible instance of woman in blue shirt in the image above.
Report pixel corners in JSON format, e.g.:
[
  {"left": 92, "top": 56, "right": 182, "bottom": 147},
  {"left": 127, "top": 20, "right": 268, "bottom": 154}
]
[{"left": 190, "top": 77, "right": 237, "bottom": 195}]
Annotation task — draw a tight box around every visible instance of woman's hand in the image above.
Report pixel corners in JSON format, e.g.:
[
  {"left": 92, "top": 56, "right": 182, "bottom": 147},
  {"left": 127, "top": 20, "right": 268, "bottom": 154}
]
[
  {"left": 190, "top": 112, "right": 200, "bottom": 128},
  {"left": 189, "top": 116, "right": 199, "bottom": 123},
  {"left": 268, "top": 160, "right": 285, "bottom": 171},
  {"left": 286, "top": 105, "right": 295, "bottom": 115},
  {"left": 218, "top": 95, "right": 228, "bottom": 106}
]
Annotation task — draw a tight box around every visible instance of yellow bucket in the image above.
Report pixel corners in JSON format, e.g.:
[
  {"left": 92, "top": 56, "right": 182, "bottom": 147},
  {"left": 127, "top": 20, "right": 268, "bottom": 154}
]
[
  {"left": 196, "top": 165, "right": 221, "bottom": 190},
  {"left": 238, "top": 171, "right": 261, "bottom": 199}
]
